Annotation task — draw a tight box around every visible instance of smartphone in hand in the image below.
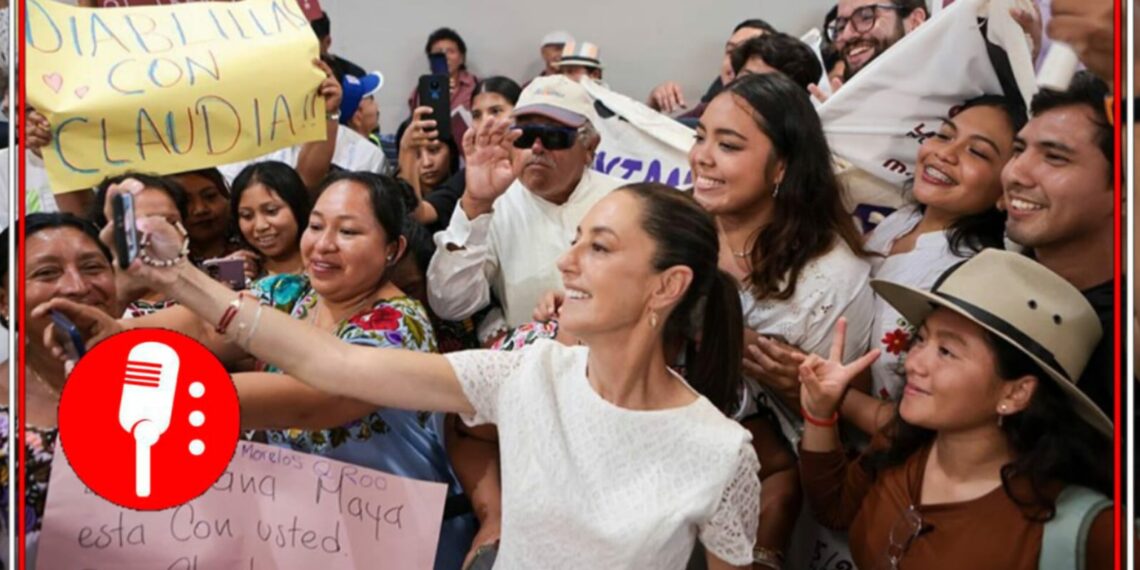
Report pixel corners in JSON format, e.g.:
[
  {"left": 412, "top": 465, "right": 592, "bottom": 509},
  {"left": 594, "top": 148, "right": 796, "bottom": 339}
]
[
  {"left": 428, "top": 52, "right": 449, "bottom": 76},
  {"left": 50, "top": 310, "right": 86, "bottom": 361},
  {"left": 202, "top": 258, "right": 247, "bottom": 291},
  {"left": 465, "top": 543, "right": 498, "bottom": 570},
  {"left": 112, "top": 192, "right": 139, "bottom": 270},
  {"left": 418, "top": 74, "right": 451, "bottom": 140}
]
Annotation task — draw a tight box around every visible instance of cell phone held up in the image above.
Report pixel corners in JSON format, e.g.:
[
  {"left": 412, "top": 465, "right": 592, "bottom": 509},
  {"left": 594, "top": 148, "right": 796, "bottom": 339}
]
[
  {"left": 418, "top": 74, "right": 451, "bottom": 141},
  {"left": 50, "top": 310, "right": 86, "bottom": 362},
  {"left": 112, "top": 192, "right": 140, "bottom": 270},
  {"left": 202, "top": 258, "right": 247, "bottom": 291}
]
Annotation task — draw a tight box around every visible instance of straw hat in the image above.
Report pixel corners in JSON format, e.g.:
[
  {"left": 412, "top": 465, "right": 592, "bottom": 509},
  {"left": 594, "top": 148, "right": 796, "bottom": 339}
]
[{"left": 872, "top": 249, "right": 1111, "bottom": 436}]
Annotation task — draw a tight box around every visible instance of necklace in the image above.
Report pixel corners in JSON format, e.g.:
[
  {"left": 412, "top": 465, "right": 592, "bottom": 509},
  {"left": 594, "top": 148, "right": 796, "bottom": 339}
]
[
  {"left": 28, "top": 367, "right": 61, "bottom": 399},
  {"left": 732, "top": 248, "right": 753, "bottom": 258}
]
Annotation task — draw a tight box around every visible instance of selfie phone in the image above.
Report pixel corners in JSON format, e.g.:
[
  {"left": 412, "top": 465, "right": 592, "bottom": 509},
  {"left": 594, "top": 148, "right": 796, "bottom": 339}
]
[
  {"left": 50, "top": 310, "right": 86, "bottom": 361},
  {"left": 428, "top": 52, "right": 449, "bottom": 76},
  {"left": 112, "top": 192, "right": 140, "bottom": 270},
  {"left": 465, "top": 543, "right": 498, "bottom": 570},
  {"left": 202, "top": 258, "right": 247, "bottom": 291},
  {"left": 417, "top": 74, "right": 452, "bottom": 140}
]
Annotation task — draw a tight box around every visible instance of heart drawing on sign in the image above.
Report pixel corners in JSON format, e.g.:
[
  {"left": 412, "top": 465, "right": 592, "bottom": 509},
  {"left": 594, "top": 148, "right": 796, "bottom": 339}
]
[
  {"left": 75, "top": 86, "right": 90, "bottom": 99},
  {"left": 43, "top": 73, "right": 64, "bottom": 94}
]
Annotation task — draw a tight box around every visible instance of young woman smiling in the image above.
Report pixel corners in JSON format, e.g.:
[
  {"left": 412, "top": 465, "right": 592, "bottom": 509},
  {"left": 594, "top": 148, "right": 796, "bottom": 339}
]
[
  {"left": 690, "top": 72, "right": 874, "bottom": 569},
  {"left": 40, "top": 173, "right": 479, "bottom": 569},
  {"left": 230, "top": 161, "right": 312, "bottom": 278}
]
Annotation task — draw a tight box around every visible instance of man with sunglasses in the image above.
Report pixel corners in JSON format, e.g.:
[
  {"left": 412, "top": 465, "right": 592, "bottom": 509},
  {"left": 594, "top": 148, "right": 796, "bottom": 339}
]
[
  {"left": 813, "top": 0, "right": 927, "bottom": 99},
  {"left": 427, "top": 75, "right": 625, "bottom": 344}
]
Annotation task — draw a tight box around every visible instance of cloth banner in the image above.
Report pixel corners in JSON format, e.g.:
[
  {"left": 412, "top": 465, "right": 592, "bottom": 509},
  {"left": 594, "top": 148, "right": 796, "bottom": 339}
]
[
  {"left": 579, "top": 80, "right": 694, "bottom": 188},
  {"left": 27, "top": 0, "right": 326, "bottom": 192},
  {"left": 36, "top": 441, "right": 447, "bottom": 569},
  {"left": 818, "top": 0, "right": 1037, "bottom": 191}
]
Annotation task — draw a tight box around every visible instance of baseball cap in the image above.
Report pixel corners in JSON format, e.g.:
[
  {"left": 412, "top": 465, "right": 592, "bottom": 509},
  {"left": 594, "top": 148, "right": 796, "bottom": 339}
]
[
  {"left": 339, "top": 71, "right": 384, "bottom": 125},
  {"left": 512, "top": 75, "right": 594, "bottom": 128}
]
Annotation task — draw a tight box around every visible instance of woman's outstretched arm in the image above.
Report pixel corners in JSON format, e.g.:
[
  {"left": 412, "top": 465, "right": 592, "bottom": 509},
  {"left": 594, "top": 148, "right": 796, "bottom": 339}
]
[{"left": 166, "top": 261, "right": 475, "bottom": 415}]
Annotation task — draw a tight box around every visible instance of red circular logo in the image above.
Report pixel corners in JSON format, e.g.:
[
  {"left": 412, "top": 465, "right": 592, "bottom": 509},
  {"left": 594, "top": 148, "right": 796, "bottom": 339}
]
[{"left": 58, "top": 328, "right": 240, "bottom": 510}]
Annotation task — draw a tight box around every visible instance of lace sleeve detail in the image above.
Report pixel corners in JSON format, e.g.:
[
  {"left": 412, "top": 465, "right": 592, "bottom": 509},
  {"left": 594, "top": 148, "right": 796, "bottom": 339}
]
[
  {"left": 700, "top": 442, "right": 761, "bottom": 566},
  {"left": 444, "top": 348, "right": 529, "bottom": 426}
]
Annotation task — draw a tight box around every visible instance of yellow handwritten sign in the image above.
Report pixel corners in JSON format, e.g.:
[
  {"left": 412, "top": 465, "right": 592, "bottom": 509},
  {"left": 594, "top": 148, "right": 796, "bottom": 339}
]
[{"left": 27, "top": 0, "right": 326, "bottom": 192}]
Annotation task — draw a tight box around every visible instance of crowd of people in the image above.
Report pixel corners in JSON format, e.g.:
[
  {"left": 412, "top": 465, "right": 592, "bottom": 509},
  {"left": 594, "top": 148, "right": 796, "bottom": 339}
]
[{"left": 4, "top": 0, "right": 1122, "bottom": 568}]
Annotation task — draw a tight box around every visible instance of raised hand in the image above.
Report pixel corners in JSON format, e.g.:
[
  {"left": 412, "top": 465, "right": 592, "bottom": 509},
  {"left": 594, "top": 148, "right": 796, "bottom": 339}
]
[
  {"left": 98, "top": 179, "right": 189, "bottom": 294},
  {"left": 314, "top": 58, "right": 342, "bottom": 115},
  {"left": 647, "top": 81, "right": 687, "bottom": 114},
  {"left": 798, "top": 318, "right": 880, "bottom": 420},
  {"left": 27, "top": 110, "right": 52, "bottom": 158},
  {"left": 461, "top": 115, "right": 521, "bottom": 216}
]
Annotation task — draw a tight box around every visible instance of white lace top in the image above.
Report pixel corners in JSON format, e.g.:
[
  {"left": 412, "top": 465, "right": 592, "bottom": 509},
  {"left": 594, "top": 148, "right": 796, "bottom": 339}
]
[{"left": 445, "top": 340, "right": 760, "bottom": 568}]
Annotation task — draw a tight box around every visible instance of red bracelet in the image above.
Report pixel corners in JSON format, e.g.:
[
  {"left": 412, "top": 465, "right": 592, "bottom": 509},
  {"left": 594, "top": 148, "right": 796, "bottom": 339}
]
[
  {"left": 215, "top": 296, "right": 243, "bottom": 334},
  {"left": 801, "top": 406, "right": 839, "bottom": 427}
]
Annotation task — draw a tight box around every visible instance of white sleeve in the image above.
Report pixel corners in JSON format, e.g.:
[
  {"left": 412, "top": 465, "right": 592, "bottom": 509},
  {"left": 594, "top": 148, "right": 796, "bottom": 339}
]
[
  {"left": 444, "top": 348, "right": 528, "bottom": 426},
  {"left": 699, "top": 442, "right": 761, "bottom": 566},
  {"left": 427, "top": 205, "right": 500, "bottom": 321}
]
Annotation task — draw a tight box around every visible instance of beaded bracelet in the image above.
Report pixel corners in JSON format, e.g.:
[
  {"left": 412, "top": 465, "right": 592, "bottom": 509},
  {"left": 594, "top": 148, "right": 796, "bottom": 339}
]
[{"left": 138, "top": 221, "right": 190, "bottom": 268}]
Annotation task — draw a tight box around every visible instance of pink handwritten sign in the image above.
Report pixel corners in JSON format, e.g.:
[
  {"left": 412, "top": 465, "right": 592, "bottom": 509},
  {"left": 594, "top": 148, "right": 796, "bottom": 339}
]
[{"left": 37, "top": 442, "right": 446, "bottom": 569}]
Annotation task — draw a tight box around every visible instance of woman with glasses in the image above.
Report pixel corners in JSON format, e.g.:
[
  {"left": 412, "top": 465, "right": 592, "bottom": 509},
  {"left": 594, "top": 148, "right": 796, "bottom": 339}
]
[{"left": 798, "top": 251, "right": 1112, "bottom": 569}]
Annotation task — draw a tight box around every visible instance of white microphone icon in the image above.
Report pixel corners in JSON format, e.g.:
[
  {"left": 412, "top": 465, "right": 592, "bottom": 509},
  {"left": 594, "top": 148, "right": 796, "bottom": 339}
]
[{"left": 118, "top": 342, "right": 180, "bottom": 498}]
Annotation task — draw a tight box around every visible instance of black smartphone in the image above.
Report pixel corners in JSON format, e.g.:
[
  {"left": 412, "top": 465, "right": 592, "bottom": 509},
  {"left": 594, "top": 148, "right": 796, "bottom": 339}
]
[
  {"left": 418, "top": 74, "right": 451, "bottom": 140},
  {"left": 465, "top": 543, "right": 498, "bottom": 570},
  {"left": 111, "top": 192, "right": 139, "bottom": 270},
  {"left": 50, "top": 310, "right": 86, "bottom": 361},
  {"left": 202, "top": 258, "right": 247, "bottom": 291},
  {"left": 428, "top": 52, "right": 448, "bottom": 76}
]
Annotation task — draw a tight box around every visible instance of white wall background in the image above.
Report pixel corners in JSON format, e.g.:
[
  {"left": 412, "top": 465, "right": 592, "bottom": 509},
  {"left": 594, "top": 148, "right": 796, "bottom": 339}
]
[{"left": 323, "top": 0, "right": 839, "bottom": 134}]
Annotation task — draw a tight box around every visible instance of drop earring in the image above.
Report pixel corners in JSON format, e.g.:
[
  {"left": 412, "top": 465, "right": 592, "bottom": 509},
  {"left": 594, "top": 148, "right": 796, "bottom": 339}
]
[
  {"left": 772, "top": 183, "right": 781, "bottom": 198},
  {"left": 649, "top": 311, "right": 659, "bottom": 329}
]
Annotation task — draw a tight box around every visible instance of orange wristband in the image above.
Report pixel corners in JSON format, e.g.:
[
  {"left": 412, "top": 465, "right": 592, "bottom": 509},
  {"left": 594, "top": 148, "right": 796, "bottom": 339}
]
[{"left": 801, "top": 406, "right": 839, "bottom": 427}]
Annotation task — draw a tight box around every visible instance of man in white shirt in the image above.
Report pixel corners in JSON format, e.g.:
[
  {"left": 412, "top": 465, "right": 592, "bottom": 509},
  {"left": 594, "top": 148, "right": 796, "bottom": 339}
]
[{"left": 427, "top": 75, "right": 626, "bottom": 342}]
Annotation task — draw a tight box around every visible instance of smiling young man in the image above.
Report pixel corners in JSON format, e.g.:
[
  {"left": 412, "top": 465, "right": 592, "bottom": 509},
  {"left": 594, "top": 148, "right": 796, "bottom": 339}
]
[{"left": 1000, "top": 71, "right": 1115, "bottom": 417}]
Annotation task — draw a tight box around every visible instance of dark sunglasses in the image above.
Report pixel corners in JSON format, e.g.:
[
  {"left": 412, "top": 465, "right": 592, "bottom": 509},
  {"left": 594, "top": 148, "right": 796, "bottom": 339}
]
[{"left": 512, "top": 124, "right": 580, "bottom": 150}]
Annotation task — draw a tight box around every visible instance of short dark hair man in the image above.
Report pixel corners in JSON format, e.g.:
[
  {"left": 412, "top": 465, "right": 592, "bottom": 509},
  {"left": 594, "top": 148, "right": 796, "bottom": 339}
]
[
  {"left": 730, "top": 33, "right": 824, "bottom": 92},
  {"left": 1000, "top": 71, "right": 1116, "bottom": 415}
]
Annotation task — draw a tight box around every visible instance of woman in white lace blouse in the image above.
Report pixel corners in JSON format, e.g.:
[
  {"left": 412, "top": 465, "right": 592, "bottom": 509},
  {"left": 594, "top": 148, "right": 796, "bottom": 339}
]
[{"left": 91, "top": 174, "right": 762, "bottom": 569}]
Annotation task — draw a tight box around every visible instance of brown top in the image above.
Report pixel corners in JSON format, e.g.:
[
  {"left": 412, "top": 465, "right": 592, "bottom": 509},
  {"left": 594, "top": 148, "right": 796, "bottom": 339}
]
[{"left": 800, "top": 443, "right": 1113, "bottom": 570}]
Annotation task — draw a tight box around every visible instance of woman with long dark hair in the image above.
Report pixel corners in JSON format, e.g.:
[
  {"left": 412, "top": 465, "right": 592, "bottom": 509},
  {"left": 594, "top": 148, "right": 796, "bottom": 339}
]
[
  {"left": 229, "top": 161, "right": 312, "bottom": 277},
  {"left": 846, "top": 96, "right": 1025, "bottom": 434},
  {"left": 77, "top": 181, "right": 761, "bottom": 569},
  {"left": 798, "top": 250, "right": 1112, "bottom": 569},
  {"left": 692, "top": 72, "right": 873, "bottom": 423}
]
